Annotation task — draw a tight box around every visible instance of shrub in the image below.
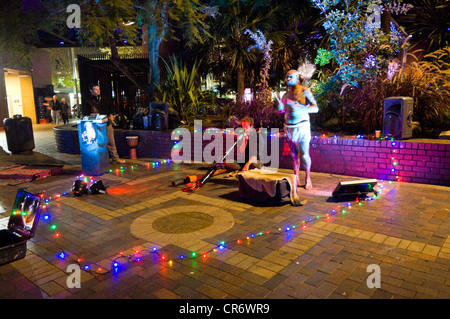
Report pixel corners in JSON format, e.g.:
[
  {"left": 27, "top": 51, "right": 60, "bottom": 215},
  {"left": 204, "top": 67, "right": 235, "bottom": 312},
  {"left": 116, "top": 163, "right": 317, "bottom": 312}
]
[
  {"left": 157, "top": 56, "right": 206, "bottom": 124},
  {"left": 348, "top": 48, "right": 450, "bottom": 135}
]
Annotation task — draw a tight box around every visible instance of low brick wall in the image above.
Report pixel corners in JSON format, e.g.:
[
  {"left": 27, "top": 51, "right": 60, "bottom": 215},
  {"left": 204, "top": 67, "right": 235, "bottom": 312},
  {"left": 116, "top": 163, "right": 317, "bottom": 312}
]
[
  {"left": 55, "top": 127, "right": 450, "bottom": 186},
  {"left": 307, "top": 137, "right": 450, "bottom": 186}
]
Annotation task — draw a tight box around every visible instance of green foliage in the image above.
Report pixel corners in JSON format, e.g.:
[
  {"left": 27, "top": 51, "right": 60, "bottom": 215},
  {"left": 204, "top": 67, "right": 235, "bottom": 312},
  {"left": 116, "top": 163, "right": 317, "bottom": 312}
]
[
  {"left": 310, "top": 0, "right": 404, "bottom": 87},
  {"left": 157, "top": 57, "right": 205, "bottom": 124},
  {"left": 399, "top": 47, "right": 450, "bottom": 132},
  {"left": 0, "top": 0, "right": 46, "bottom": 69},
  {"left": 228, "top": 99, "right": 283, "bottom": 129},
  {"left": 74, "top": 0, "right": 138, "bottom": 46},
  {"left": 396, "top": 0, "right": 449, "bottom": 53},
  {"left": 195, "top": 0, "right": 283, "bottom": 101},
  {"left": 339, "top": 47, "right": 450, "bottom": 134},
  {"left": 314, "top": 48, "right": 334, "bottom": 66}
]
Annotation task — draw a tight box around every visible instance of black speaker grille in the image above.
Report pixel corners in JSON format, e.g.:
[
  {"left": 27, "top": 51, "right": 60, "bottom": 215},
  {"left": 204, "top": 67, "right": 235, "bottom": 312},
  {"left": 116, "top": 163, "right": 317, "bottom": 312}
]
[{"left": 383, "top": 112, "right": 402, "bottom": 138}]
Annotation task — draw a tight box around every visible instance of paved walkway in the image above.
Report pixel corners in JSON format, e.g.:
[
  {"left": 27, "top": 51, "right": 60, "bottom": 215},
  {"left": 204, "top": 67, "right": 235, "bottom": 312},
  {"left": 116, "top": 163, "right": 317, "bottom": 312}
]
[{"left": 0, "top": 122, "right": 449, "bottom": 301}]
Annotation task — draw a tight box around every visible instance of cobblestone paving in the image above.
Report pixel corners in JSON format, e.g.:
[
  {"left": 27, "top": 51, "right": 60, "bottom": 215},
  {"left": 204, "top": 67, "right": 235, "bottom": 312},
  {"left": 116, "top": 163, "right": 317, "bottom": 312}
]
[{"left": 0, "top": 124, "right": 449, "bottom": 300}]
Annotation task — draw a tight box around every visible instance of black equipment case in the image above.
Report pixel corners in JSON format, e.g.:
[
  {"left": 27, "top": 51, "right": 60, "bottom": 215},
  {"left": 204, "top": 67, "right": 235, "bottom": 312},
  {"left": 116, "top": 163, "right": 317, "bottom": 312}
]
[
  {"left": 3, "top": 115, "right": 35, "bottom": 153},
  {"left": 238, "top": 174, "right": 291, "bottom": 205},
  {"left": 332, "top": 179, "right": 378, "bottom": 201},
  {"left": 0, "top": 189, "right": 42, "bottom": 265}
]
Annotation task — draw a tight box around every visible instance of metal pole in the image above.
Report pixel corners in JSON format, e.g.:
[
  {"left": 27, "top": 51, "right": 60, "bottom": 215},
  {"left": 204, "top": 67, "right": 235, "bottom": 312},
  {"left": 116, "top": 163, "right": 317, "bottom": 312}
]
[{"left": 71, "top": 47, "right": 80, "bottom": 118}]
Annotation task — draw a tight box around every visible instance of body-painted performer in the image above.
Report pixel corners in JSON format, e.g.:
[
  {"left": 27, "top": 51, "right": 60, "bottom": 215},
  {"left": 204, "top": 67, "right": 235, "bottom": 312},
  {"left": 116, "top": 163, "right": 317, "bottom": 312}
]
[{"left": 277, "top": 70, "right": 318, "bottom": 189}]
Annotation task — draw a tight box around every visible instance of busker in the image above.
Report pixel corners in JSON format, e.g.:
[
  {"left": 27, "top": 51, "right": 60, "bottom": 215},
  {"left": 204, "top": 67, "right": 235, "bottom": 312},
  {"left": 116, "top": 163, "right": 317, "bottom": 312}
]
[
  {"left": 277, "top": 70, "right": 318, "bottom": 189},
  {"left": 183, "top": 116, "right": 263, "bottom": 192},
  {"left": 223, "top": 116, "right": 264, "bottom": 172}
]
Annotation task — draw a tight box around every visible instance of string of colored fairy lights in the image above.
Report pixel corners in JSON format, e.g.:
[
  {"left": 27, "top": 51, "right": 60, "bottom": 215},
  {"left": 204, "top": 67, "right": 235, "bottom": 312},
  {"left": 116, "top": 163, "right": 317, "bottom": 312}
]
[
  {"left": 36, "top": 159, "right": 174, "bottom": 274},
  {"left": 389, "top": 140, "right": 401, "bottom": 182},
  {"left": 31, "top": 132, "right": 400, "bottom": 276},
  {"left": 34, "top": 158, "right": 388, "bottom": 277}
]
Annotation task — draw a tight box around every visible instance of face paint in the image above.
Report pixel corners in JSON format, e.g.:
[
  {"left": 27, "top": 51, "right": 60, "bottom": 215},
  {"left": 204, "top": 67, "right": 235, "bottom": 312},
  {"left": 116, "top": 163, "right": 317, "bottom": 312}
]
[{"left": 285, "top": 72, "right": 299, "bottom": 87}]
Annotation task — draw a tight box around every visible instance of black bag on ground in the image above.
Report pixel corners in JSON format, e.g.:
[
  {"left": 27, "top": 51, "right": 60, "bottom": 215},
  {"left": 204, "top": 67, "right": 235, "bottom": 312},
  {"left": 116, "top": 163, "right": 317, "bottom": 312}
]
[{"left": 3, "top": 115, "right": 35, "bottom": 153}]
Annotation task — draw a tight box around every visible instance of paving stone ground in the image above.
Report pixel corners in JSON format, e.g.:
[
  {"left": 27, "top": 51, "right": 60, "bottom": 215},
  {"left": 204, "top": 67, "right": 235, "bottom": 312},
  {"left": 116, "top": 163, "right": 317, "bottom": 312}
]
[{"left": 0, "top": 123, "right": 449, "bottom": 303}]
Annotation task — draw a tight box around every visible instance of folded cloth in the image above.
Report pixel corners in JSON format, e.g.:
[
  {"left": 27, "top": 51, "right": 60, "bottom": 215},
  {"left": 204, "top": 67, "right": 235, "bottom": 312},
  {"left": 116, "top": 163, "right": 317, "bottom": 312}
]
[{"left": 238, "top": 169, "right": 302, "bottom": 206}]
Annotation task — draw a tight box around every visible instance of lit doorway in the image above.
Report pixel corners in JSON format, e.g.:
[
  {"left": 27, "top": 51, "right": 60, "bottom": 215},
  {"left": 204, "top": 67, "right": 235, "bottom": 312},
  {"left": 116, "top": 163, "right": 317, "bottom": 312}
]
[{"left": 4, "top": 68, "right": 37, "bottom": 123}]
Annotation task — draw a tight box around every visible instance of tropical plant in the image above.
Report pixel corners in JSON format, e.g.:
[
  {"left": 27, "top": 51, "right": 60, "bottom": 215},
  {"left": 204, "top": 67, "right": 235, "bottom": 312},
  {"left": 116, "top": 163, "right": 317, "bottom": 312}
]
[
  {"left": 196, "top": 0, "right": 283, "bottom": 104},
  {"left": 396, "top": 0, "right": 449, "bottom": 53},
  {"left": 400, "top": 47, "right": 450, "bottom": 133},
  {"left": 0, "top": 0, "right": 47, "bottom": 70},
  {"left": 347, "top": 47, "right": 450, "bottom": 134},
  {"left": 229, "top": 99, "right": 283, "bottom": 129},
  {"left": 244, "top": 29, "right": 274, "bottom": 103},
  {"left": 157, "top": 56, "right": 205, "bottom": 124},
  {"left": 309, "top": 0, "right": 405, "bottom": 87}
]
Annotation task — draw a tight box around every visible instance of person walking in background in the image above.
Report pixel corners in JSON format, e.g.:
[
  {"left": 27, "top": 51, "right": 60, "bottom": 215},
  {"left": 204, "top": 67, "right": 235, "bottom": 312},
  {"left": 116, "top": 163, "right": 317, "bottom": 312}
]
[
  {"left": 49, "top": 95, "right": 61, "bottom": 125},
  {"left": 277, "top": 70, "right": 318, "bottom": 190},
  {"left": 83, "top": 84, "right": 125, "bottom": 164},
  {"left": 60, "top": 98, "right": 70, "bottom": 125}
]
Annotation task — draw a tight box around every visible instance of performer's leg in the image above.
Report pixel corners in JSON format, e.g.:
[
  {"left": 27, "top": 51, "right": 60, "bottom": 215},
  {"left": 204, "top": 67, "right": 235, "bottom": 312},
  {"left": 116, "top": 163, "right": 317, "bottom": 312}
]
[
  {"left": 223, "top": 161, "right": 241, "bottom": 172},
  {"left": 299, "top": 128, "right": 312, "bottom": 189},
  {"left": 288, "top": 140, "right": 301, "bottom": 186},
  {"left": 286, "top": 126, "right": 301, "bottom": 186}
]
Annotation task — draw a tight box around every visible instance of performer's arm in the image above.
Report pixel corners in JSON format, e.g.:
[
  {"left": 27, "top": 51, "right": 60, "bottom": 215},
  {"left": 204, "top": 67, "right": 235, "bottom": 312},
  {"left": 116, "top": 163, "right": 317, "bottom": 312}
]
[
  {"left": 242, "top": 155, "right": 257, "bottom": 171},
  {"left": 304, "top": 90, "right": 319, "bottom": 113},
  {"left": 291, "top": 90, "right": 318, "bottom": 113},
  {"left": 276, "top": 96, "right": 285, "bottom": 114},
  {"left": 242, "top": 129, "right": 259, "bottom": 171}
]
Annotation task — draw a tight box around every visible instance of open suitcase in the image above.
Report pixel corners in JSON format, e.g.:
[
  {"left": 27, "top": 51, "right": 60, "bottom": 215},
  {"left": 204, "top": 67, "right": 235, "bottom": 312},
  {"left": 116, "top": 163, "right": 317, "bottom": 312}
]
[{"left": 0, "top": 189, "right": 42, "bottom": 265}]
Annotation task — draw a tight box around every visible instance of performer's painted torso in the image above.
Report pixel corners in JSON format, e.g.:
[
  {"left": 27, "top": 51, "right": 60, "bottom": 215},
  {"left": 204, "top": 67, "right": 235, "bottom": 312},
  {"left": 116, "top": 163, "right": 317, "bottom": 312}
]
[{"left": 281, "top": 85, "right": 313, "bottom": 126}]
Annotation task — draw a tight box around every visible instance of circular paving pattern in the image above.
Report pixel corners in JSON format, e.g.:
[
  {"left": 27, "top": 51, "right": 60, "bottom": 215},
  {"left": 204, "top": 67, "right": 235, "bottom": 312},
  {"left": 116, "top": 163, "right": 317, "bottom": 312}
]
[
  {"left": 130, "top": 205, "right": 234, "bottom": 246},
  {"left": 152, "top": 212, "right": 214, "bottom": 233}
]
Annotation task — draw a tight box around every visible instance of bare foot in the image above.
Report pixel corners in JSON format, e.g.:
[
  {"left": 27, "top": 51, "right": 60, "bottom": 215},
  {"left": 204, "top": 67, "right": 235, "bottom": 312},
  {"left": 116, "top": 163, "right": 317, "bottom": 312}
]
[
  {"left": 305, "top": 179, "right": 312, "bottom": 190},
  {"left": 296, "top": 175, "right": 301, "bottom": 187}
]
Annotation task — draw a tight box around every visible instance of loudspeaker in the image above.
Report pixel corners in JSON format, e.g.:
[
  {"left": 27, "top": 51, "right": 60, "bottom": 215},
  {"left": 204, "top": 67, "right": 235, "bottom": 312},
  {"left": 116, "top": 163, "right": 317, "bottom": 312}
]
[
  {"left": 332, "top": 179, "right": 378, "bottom": 201},
  {"left": 383, "top": 97, "right": 413, "bottom": 139}
]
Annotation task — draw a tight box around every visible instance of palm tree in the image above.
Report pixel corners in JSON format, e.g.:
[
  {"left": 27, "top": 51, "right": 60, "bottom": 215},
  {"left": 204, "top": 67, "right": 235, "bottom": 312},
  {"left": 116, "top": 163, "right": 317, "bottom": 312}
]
[
  {"left": 135, "top": 0, "right": 213, "bottom": 97},
  {"left": 198, "top": 0, "right": 281, "bottom": 104},
  {"left": 397, "top": 0, "right": 449, "bottom": 53},
  {"left": 268, "top": 0, "right": 323, "bottom": 89}
]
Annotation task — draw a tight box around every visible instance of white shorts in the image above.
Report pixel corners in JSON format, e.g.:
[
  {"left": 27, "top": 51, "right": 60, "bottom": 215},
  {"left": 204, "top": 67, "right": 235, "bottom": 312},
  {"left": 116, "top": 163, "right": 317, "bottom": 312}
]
[{"left": 284, "top": 121, "right": 311, "bottom": 147}]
